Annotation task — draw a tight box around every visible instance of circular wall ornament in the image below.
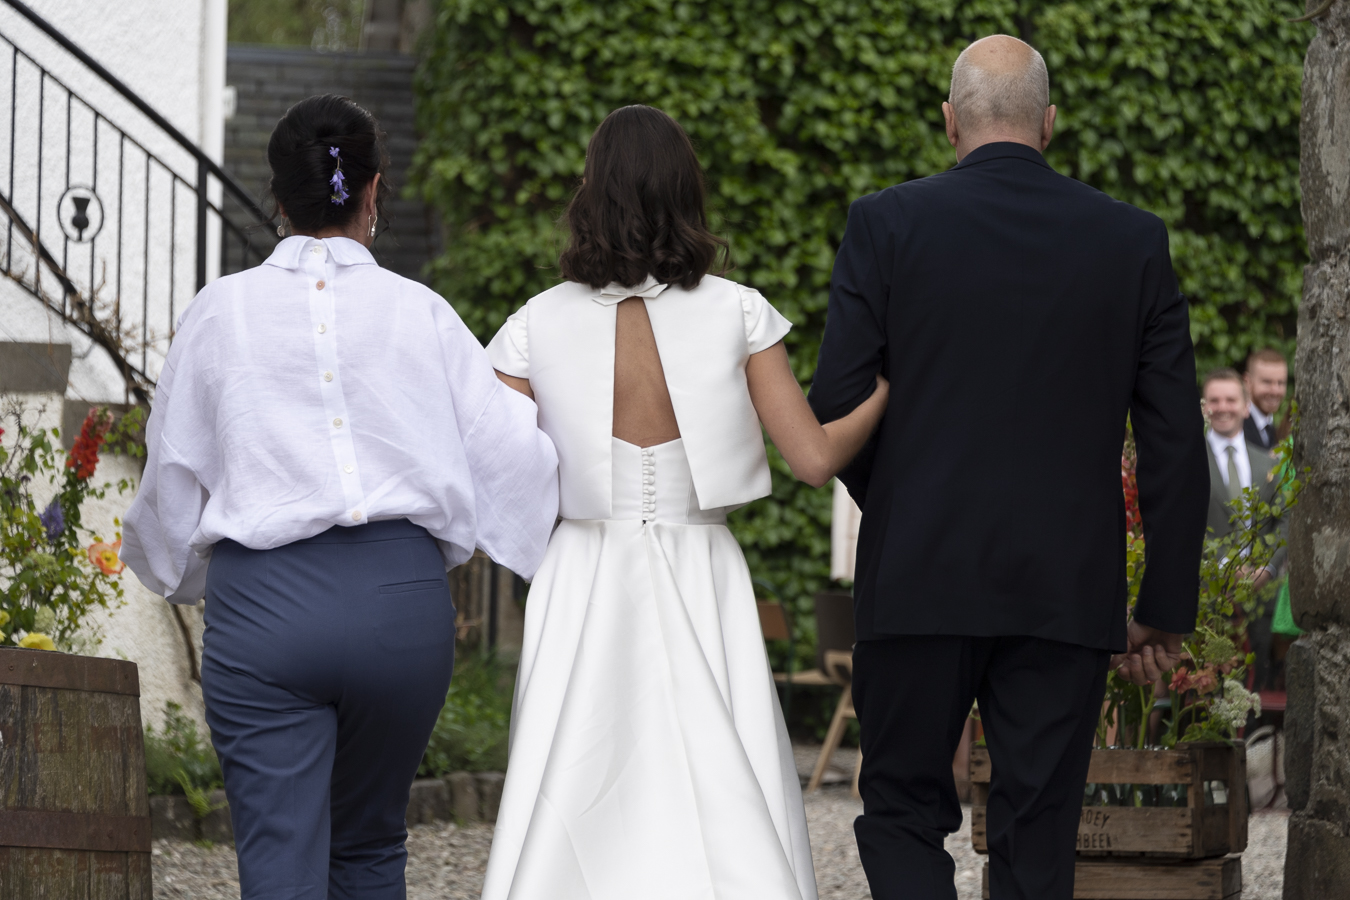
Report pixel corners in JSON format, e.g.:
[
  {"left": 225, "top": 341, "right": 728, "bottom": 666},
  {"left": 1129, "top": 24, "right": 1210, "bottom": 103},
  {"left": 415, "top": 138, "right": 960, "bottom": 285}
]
[{"left": 58, "top": 185, "right": 104, "bottom": 244}]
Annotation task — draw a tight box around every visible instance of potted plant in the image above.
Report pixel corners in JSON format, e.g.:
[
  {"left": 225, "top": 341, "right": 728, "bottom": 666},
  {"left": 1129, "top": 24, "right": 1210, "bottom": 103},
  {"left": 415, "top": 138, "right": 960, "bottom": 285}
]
[
  {"left": 971, "top": 423, "right": 1301, "bottom": 898},
  {"left": 0, "top": 402, "right": 152, "bottom": 896},
  {"left": 0, "top": 403, "right": 143, "bottom": 649}
]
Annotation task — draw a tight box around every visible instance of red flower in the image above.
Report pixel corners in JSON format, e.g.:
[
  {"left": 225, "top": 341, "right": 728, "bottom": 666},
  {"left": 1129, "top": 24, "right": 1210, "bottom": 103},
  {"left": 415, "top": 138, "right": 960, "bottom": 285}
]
[
  {"left": 1168, "top": 662, "right": 1218, "bottom": 695},
  {"left": 66, "top": 409, "right": 112, "bottom": 480},
  {"left": 1122, "top": 452, "right": 1142, "bottom": 534}
]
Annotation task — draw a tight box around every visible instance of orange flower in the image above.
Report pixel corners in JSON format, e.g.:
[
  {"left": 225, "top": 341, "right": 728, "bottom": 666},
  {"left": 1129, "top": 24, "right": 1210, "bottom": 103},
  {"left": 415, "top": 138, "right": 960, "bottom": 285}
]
[
  {"left": 1169, "top": 665, "right": 1218, "bottom": 695},
  {"left": 88, "top": 539, "right": 125, "bottom": 575},
  {"left": 1190, "top": 669, "right": 1219, "bottom": 695}
]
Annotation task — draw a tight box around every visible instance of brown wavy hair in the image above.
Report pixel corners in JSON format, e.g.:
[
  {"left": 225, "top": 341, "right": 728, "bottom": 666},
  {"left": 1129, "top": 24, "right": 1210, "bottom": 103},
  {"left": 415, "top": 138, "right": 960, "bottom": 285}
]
[{"left": 559, "top": 105, "right": 727, "bottom": 290}]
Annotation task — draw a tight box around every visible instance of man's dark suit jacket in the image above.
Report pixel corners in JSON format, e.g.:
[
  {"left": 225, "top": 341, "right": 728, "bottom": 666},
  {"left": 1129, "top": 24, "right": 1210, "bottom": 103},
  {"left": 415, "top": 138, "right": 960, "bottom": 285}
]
[
  {"left": 1243, "top": 415, "right": 1279, "bottom": 451},
  {"left": 808, "top": 142, "right": 1210, "bottom": 652},
  {"left": 1205, "top": 437, "right": 1288, "bottom": 575}
]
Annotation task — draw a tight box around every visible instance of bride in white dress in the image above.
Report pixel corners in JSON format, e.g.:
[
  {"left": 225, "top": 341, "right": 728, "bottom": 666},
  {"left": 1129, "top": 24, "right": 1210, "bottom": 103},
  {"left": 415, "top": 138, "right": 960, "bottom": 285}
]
[{"left": 481, "top": 105, "right": 889, "bottom": 900}]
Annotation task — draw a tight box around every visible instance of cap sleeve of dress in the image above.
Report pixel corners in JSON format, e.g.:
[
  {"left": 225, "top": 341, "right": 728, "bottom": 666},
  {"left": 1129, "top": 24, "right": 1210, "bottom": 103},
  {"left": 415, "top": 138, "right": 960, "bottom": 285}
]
[
  {"left": 739, "top": 284, "right": 792, "bottom": 355},
  {"left": 486, "top": 304, "right": 530, "bottom": 378}
]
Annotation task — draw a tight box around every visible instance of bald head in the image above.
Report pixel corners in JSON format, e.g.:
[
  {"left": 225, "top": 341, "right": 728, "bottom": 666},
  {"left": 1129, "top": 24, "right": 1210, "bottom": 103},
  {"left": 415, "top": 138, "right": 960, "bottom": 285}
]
[{"left": 945, "top": 36, "right": 1052, "bottom": 154}]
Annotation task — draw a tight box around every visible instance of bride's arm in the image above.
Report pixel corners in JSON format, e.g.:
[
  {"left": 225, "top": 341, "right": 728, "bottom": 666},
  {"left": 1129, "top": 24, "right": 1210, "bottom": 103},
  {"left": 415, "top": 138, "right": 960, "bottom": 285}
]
[
  {"left": 496, "top": 371, "right": 534, "bottom": 400},
  {"left": 747, "top": 341, "right": 888, "bottom": 489}
]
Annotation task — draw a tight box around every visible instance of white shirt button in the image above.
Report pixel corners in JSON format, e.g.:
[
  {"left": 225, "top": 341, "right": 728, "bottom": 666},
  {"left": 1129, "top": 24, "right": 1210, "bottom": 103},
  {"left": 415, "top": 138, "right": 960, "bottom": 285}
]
[
  {"left": 323, "top": 371, "right": 333, "bottom": 382},
  {"left": 332, "top": 418, "right": 343, "bottom": 428},
  {"left": 316, "top": 280, "right": 326, "bottom": 291},
  {"left": 311, "top": 245, "right": 323, "bottom": 255},
  {"left": 351, "top": 511, "right": 362, "bottom": 521},
  {"left": 317, "top": 323, "right": 326, "bottom": 334},
  {"left": 344, "top": 464, "right": 354, "bottom": 474}
]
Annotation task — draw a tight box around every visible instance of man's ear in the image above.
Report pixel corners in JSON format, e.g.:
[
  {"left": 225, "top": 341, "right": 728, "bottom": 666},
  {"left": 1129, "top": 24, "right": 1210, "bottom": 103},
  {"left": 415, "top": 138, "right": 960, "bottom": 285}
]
[
  {"left": 1040, "top": 105, "right": 1057, "bottom": 151},
  {"left": 943, "top": 101, "right": 959, "bottom": 151}
]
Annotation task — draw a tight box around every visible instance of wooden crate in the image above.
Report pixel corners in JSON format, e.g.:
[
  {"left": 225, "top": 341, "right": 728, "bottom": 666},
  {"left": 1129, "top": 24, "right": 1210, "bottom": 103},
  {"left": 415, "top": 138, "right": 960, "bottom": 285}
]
[
  {"left": 981, "top": 856, "right": 1242, "bottom": 900},
  {"left": 970, "top": 743, "right": 1247, "bottom": 859}
]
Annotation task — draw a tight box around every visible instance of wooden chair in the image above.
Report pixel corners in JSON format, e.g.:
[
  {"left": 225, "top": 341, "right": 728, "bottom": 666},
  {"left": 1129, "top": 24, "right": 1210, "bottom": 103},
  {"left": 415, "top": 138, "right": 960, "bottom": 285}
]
[
  {"left": 759, "top": 592, "right": 860, "bottom": 797},
  {"left": 807, "top": 648, "right": 861, "bottom": 798},
  {"left": 759, "top": 600, "right": 831, "bottom": 736},
  {"left": 759, "top": 601, "right": 831, "bottom": 684},
  {"left": 757, "top": 600, "right": 791, "bottom": 642}
]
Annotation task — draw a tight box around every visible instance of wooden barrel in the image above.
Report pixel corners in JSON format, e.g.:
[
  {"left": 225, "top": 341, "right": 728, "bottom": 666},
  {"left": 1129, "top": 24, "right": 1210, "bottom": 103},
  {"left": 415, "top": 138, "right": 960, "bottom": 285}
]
[{"left": 0, "top": 646, "right": 150, "bottom": 899}]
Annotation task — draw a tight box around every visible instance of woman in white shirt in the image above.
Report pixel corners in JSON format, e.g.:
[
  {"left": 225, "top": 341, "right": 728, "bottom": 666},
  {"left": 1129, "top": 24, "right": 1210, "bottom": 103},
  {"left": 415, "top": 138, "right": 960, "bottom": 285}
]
[
  {"left": 479, "top": 105, "right": 888, "bottom": 900},
  {"left": 120, "top": 95, "right": 559, "bottom": 899}
]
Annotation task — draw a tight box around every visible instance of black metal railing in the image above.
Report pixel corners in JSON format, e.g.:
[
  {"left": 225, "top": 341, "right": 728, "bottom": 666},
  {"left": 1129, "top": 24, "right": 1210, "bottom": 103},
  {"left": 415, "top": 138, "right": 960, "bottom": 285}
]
[{"left": 0, "top": 0, "right": 272, "bottom": 402}]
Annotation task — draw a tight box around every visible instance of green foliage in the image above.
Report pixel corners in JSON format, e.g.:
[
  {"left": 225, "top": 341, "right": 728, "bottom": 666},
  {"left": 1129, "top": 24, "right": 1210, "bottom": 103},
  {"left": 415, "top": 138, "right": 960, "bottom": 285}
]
[
  {"left": 144, "top": 702, "right": 224, "bottom": 811},
  {"left": 1100, "top": 431, "right": 1303, "bottom": 752},
  {"left": 419, "top": 651, "right": 513, "bottom": 775},
  {"left": 227, "top": 0, "right": 365, "bottom": 50},
  {"left": 0, "top": 405, "right": 144, "bottom": 650},
  {"left": 411, "top": 0, "right": 1311, "bottom": 627}
]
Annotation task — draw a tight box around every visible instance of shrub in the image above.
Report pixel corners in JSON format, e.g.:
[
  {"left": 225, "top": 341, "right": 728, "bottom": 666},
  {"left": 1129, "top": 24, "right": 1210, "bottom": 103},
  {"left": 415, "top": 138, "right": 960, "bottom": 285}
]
[
  {"left": 1099, "top": 427, "right": 1302, "bottom": 753},
  {"left": 144, "top": 701, "right": 223, "bottom": 808},
  {"left": 412, "top": 0, "right": 1311, "bottom": 657},
  {"left": 419, "top": 652, "right": 513, "bottom": 775}
]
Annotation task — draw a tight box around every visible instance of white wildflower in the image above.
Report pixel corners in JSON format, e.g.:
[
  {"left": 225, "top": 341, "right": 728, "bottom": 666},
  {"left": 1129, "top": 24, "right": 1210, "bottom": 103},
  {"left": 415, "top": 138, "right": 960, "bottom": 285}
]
[{"left": 1209, "top": 679, "right": 1262, "bottom": 732}]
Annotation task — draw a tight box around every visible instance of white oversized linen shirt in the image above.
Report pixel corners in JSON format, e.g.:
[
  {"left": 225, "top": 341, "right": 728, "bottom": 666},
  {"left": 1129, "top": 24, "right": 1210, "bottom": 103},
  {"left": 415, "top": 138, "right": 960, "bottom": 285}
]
[{"left": 121, "top": 236, "right": 559, "bottom": 603}]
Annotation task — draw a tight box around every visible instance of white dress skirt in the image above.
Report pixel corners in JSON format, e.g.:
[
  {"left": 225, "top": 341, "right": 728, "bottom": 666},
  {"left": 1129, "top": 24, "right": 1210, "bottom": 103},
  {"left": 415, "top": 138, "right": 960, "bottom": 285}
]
[{"left": 481, "top": 437, "right": 818, "bottom": 900}]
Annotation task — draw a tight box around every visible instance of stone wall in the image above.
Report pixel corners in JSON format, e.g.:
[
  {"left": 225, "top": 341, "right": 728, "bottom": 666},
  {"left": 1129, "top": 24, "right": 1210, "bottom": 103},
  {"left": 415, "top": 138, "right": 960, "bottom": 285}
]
[
  {"left": 223, "top": 45, "right": 440, "bottom": 283},
  {"left": 1284, "top": 0, "right": 1350, "bottom": 895}
]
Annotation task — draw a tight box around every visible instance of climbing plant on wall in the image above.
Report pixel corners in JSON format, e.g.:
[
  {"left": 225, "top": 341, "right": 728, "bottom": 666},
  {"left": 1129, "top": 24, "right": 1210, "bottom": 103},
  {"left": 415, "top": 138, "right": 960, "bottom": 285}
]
[{"left": 411, "top": 0, "right": 1311, "bottom": 640}]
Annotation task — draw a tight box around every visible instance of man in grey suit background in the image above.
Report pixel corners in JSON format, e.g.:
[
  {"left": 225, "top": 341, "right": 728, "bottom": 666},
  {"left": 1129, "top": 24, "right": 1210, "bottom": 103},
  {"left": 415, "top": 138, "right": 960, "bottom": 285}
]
[
  {"left": 1201, "top": 367, "right": 1287, "bottom": 691},
  {"left": 1242, "top": 347, "right": 1289, "bottom": 451}
]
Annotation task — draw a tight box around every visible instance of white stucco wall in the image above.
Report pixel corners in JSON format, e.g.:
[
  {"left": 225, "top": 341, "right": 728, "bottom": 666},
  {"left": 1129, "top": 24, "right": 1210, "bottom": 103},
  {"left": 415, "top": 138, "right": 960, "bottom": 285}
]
[
  {"left": 0, "top": 0, "right": 227, "bottom": 396},
  {"left": 1, "top": 0, "right": 223, "bottom": 162},
  {"left": 0, "top": 2, "right": 225, "bottom": 734}
]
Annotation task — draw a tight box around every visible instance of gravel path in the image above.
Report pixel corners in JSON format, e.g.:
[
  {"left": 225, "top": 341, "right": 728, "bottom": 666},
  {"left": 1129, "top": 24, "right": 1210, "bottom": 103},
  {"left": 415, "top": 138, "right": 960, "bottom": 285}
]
[{"left": 152, "top": 745, "right": 1289, "bottom": 899}]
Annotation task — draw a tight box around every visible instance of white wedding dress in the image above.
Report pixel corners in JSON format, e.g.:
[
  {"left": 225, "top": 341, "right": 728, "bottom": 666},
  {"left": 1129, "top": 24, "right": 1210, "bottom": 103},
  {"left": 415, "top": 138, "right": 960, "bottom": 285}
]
[{"left": 481, "top": 275, "right": 817, "bottom": 900}]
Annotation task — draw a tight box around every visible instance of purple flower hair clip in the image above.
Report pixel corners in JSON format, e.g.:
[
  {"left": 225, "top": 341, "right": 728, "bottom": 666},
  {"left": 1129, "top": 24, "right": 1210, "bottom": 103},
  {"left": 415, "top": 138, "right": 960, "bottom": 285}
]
[{"left": 328, "top": 146, "right": 349, "bottom": 205}]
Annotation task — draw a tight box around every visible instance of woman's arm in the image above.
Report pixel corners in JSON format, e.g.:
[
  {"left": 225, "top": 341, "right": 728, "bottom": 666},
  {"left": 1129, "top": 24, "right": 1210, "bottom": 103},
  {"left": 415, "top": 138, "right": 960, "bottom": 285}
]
[
  {"left": 496, "top": 371, "right": 534, "bottom": 399},
  {"left": 747, "top": 341, "right": 888, "bottom": 489}
]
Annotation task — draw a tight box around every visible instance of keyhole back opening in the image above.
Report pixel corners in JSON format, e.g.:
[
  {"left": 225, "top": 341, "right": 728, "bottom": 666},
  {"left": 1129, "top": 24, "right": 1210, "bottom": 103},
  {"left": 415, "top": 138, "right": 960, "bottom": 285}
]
[{"left": 612, "top": 297, "right": 682, "bottom": 448}]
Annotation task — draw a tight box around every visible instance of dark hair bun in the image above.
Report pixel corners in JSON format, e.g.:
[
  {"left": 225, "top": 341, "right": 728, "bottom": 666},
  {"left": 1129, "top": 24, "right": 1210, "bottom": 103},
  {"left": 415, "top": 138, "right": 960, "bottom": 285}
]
[{"left": 267, "top": 94, "right": 389, "bottom": 234}]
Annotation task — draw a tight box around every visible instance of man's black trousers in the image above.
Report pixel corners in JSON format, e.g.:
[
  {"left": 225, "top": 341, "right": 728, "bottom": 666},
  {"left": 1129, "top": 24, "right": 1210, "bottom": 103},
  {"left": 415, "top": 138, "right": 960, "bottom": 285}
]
[{"left": 851, "top": 635, "right": 1110, "bottom": 900}]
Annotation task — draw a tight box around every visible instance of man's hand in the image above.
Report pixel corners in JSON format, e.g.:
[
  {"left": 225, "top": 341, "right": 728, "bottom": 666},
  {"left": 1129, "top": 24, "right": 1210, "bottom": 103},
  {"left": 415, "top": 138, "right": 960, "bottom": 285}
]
[
  {"left": 1110, "top": 620, "right": 1187, "bottom": 686},
  {"left": 1252, "top": 568, "right": 1273, "bottom": 592}
]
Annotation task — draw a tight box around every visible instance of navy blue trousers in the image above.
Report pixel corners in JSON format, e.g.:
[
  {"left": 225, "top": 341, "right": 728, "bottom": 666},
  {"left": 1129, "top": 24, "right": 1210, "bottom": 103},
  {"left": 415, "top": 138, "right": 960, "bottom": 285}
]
[{"left": 202, "top": 519, "right": 455, "bottom": 900}]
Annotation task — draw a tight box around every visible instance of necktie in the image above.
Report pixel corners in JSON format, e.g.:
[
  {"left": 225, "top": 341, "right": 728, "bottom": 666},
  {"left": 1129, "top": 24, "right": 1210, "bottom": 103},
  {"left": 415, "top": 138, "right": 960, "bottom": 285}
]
[
  {"left": 1264, "top": 423, "right": 1277, "bottom": 448},
  {"left": 1226, "top": 445, "right": 1242, "bottom": 501}
]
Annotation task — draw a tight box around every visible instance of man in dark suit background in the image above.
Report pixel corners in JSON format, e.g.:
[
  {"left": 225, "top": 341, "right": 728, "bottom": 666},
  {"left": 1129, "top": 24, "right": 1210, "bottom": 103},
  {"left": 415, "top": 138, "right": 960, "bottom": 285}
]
[
  {"left": 808, "top": 35, "right": 1210, "bottom": 900},
  {"left": 1241, "top": 348, "right": 1289, "bottom": 451},
  {"left": 1203, "top": 368, "right": 1287, "bottom": 691}
]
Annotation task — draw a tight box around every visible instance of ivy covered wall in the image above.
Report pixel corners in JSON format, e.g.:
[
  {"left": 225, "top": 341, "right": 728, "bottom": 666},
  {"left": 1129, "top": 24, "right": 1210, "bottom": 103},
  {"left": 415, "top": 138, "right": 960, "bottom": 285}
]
[{"left": 410, "top": 0, "right": 1311, "bottom": 645}]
